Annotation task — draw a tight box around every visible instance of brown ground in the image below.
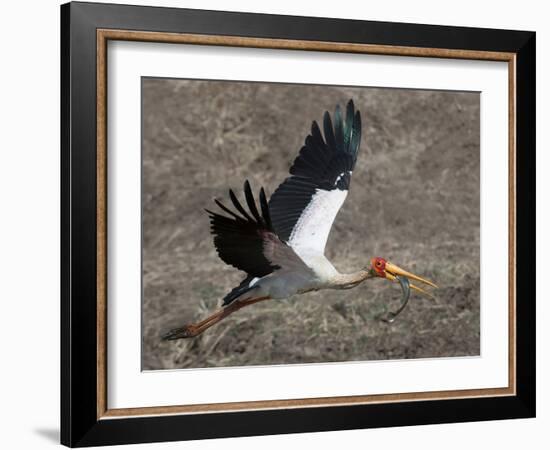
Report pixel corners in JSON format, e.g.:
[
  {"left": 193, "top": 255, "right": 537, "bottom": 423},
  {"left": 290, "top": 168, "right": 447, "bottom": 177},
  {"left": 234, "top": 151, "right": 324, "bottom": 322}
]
[{"left": 141, "top": 79, "right": 480, "bottom": 370}]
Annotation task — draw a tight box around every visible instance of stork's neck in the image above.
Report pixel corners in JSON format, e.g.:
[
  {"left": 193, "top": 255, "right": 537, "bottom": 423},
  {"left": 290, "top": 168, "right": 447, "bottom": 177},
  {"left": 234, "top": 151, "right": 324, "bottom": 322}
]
[{"left": 333, "top": 269, "right": 372, "bottom": 289}]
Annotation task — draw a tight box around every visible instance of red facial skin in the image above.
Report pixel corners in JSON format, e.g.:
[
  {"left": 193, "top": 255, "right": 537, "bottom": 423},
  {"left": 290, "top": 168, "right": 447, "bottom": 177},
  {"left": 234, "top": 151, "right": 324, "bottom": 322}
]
[{"left": 371, "top": 257, "right": 387, "bottom": 277}]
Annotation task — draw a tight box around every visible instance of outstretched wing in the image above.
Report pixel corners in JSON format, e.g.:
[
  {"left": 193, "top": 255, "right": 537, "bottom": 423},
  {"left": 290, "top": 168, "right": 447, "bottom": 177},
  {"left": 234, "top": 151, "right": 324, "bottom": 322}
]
[
  {"left": 206, "top": 180, "right": 278, "bottom": 278},
  {"left": 268, "top": 100, "right": 362, "bottom": 255},
  {"left": 207, "top": 180, "right": 313, "bottom": 304}
]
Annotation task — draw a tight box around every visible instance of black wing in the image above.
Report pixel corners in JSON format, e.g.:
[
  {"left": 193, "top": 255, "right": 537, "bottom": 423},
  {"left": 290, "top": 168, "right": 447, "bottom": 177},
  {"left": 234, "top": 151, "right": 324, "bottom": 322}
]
[
  {"left": 206, "top": 180, "right": 278, "bottom": 279},
  {"left": 207, "top": 181, "right": 314, "bottom": 305},
  {"left": 268, "top": 100, "right": 362, "bottom": 246}
]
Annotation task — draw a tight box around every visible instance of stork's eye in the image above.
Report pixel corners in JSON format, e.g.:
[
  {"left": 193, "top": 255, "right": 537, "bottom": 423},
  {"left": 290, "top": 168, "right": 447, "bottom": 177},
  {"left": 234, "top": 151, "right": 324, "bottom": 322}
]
[{"left": 371, "top": 257, "right": 386, "bottom": 272}]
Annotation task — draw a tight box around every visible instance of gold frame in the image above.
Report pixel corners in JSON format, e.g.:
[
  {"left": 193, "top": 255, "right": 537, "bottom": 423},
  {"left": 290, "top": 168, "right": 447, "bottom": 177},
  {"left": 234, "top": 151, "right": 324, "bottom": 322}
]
[{"left": 96, "top": 29, "right": 516, "bottom": 420}]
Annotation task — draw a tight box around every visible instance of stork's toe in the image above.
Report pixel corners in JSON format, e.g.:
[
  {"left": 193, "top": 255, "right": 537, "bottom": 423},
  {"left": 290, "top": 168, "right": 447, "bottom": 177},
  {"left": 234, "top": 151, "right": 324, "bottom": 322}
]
[{"left": 162, "top": 325, "right": 197, "bottom": 340}]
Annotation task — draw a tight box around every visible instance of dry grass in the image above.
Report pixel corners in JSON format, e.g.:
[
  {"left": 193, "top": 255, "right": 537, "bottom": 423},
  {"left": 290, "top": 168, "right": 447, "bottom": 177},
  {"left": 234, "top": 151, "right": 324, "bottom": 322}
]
[{"left": 141, "top": 79, "right": 480, "bottom": 370}]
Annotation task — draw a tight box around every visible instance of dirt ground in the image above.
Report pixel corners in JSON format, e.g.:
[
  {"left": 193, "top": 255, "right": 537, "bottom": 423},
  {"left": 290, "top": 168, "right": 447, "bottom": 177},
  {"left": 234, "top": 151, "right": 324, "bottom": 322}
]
[{"left": 141, "top": 78, "right": 480, "bottom": 370}]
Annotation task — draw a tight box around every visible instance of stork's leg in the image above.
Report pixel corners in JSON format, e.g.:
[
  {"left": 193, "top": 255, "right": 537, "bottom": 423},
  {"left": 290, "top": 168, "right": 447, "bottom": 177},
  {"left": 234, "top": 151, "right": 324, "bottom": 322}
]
[{"left": 162, "top": 296, "right": 270, "bottom": 340}]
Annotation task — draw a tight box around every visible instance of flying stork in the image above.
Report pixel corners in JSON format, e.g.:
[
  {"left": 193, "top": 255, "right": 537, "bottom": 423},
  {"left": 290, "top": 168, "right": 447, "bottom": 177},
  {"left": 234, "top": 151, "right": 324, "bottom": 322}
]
[{"left": 163, "top": 100, "right": 436, "bottom": 340}]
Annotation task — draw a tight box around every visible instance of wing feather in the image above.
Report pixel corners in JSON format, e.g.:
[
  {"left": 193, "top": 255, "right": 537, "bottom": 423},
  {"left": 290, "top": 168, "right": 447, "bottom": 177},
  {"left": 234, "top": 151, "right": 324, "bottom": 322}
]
[
  {"left": 244, "top": 180, "right": 263, "bottom": 224},
  {"left": 229, "top": 188, "right": 254, "bottom": 222}
]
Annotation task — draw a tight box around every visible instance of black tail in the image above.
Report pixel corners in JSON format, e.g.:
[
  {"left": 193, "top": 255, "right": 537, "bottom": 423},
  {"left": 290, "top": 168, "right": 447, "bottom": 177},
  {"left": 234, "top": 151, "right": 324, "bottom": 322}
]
[{"left": 222, "top": 276, "right": 258, "bottom": 306}]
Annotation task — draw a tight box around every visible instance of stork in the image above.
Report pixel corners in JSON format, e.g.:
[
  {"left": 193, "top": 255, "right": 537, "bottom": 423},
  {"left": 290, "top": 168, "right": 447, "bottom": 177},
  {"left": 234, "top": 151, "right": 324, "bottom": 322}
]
[{"left": 163, "top": 100, "right": 436, "bottom": 340}]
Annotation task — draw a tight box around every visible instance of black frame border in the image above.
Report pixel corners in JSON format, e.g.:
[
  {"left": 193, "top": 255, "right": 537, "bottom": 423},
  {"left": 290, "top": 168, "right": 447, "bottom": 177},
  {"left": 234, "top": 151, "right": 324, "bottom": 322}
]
[{"left": 61, "top": 2, "right": 535, "bottom": 447}]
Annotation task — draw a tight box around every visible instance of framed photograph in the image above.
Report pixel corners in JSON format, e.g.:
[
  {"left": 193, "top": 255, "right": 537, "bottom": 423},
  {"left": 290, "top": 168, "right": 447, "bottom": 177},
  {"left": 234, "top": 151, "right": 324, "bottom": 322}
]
[{"left": 61, "top": 1, "right": 535, "bottom": 447}]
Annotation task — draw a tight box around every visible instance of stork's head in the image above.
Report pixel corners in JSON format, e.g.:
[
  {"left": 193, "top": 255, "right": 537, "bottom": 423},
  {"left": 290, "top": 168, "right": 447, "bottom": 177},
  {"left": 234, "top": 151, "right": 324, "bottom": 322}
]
[{"left": 368, "top": 256, "right": 438, "bottom": 322}]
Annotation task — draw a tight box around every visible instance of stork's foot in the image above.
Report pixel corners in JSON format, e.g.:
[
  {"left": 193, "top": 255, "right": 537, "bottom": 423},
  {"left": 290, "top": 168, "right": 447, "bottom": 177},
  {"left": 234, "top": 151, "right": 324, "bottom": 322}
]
[
  {"left": 161, "top": 296, "right": 271, "bottom": 341},
  {"left": 162, "top": 324, "right": 199, "bottom": 340}
]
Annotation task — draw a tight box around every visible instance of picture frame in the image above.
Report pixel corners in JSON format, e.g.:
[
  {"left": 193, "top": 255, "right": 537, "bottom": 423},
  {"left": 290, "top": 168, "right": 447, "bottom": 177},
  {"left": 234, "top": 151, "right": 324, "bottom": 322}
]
[{"left": 60, "top": 1, "right": 535, "bottom": 447}]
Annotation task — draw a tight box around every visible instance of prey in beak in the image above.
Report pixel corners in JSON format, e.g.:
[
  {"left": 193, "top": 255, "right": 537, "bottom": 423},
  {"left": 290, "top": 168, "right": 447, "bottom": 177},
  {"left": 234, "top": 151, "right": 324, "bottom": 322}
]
[{"left": 370, "top": 257, "right": 438, "bottom": 322}]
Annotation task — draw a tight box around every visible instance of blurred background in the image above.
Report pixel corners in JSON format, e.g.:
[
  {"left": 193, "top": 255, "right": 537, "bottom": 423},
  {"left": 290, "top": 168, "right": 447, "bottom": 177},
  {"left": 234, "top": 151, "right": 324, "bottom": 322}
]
[{"left": 141, "top": 78, "right": 480, "bottom": 370}]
